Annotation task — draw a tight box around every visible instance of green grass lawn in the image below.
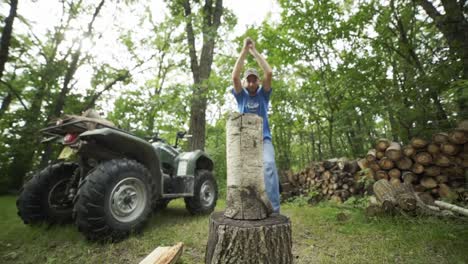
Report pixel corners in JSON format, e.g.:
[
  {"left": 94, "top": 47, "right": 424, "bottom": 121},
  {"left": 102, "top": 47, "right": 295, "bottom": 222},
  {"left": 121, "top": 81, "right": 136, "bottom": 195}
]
[{"left": 1, "top": 195, "right": 467, "bottom": 264}]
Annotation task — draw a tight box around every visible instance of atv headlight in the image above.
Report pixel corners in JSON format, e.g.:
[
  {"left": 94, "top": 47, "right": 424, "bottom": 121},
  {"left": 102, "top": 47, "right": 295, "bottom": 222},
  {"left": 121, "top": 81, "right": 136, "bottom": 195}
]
[{"left": 177, "top": 160, "right": 188, "bottom": 176}]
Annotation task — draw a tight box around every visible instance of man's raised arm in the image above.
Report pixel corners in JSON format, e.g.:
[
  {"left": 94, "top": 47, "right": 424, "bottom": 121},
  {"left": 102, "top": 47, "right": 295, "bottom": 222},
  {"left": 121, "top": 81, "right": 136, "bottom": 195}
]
[
  {"left": 232, "top": 38, "right": 251, "bottom": 94},
  {"left": 249, "top": 42, "right": 273, "bottom": 92}
]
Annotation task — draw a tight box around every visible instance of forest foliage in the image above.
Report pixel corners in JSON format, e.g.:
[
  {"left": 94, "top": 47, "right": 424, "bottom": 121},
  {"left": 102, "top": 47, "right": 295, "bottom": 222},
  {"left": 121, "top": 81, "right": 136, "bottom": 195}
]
[{"left": 0, "top": 0, "right": 466, "bottom": 193}]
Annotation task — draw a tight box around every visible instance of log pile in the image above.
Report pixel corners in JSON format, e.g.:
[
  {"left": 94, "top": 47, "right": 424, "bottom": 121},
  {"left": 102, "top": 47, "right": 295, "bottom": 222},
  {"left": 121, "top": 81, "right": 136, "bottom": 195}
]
[
  {"left": 363, "top": 120, "right": 468, "bottom": 201},
  {"left": 281, "top": 158, "right": 366, "bottom": 203}
]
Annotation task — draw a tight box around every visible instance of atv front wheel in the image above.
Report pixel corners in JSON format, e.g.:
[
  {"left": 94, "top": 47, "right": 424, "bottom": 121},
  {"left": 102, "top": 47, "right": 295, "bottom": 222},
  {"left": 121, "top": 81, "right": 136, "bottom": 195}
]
[
  {"left": 185, "top": 170, "right": 218, "bottom": 215},
  {"left": 74, "top": 159, "right": 153, "bottom": 241},
  {"left": 16, "top": 162, "right": 78, "bottom": 224}
]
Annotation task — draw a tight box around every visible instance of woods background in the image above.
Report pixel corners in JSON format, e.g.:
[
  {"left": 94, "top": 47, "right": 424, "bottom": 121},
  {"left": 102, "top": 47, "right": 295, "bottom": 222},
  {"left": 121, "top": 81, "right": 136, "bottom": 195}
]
[{"left": 0, "top": 0, "right": 466, "bottom": 194}]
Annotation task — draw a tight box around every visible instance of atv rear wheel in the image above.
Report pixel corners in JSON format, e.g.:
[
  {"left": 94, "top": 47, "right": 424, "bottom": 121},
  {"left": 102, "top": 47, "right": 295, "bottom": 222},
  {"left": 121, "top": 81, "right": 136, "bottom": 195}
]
[
  {"left": 16, "top": 162, "right": 78, "bottom": 224},
  {"left": 185, "top": 170, "right": 218, "bottom": 215},
  {"left": 74, "top": 159, "right": 153, "bottom": 241}
]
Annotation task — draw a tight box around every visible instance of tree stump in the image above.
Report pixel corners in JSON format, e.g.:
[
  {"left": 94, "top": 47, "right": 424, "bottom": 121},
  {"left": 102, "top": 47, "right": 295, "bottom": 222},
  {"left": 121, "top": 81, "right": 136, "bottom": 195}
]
[
  {"left": 205, "top": 112, "right": 293, "bottom": 264},
  {"left": 205, "top": 212, "right": 292, "bottom": 264}
]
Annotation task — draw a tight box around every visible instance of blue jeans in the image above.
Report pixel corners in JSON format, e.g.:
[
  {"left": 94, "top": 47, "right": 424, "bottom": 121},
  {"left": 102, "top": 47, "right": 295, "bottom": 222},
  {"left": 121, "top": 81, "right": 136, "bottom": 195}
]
[{"left": 264, "top": 139, "right": 280, "bottom": 213}]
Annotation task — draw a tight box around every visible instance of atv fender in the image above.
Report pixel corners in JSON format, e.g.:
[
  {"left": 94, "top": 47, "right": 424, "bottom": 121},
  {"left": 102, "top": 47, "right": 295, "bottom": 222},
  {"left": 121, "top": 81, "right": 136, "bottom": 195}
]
[
  {"left": 171, "top": 150, "right": 213, "bottom": 194},
  {"left": 78, "top": 128, "right": 163, "bottom": 196}
]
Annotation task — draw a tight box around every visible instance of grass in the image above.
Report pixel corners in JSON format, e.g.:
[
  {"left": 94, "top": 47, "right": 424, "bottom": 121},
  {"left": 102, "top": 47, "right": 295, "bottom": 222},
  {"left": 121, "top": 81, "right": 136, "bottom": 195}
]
[{"left": 1, "top": 195, "right": 467, "bottom": 264}]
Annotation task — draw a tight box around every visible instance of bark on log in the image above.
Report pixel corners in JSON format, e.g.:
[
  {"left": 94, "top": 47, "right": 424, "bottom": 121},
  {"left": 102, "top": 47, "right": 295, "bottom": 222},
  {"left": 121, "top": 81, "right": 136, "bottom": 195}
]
[
  {"left": 414, "top": 152, "right": 432, "bottom": 165},
  {"left": 434, "top": 200, "right": 468, "bottom": 217},
  {"left": 373, "top": 179, "right": 397, "bottom": 211},
  {"left": 225, "top": 113, "right": 272, "bottom": 220},
  {"left": 376, "top": 138, "right": 390, "bottom": 151},
  {"left": 411, "top": 137, "right": 428, "bottom": 149},
  {"left": 396, "top": 157, "right": 413, "bottom": 170},
  {"left": 386, "top": 142, "right": 402, "bottom": 161},
  {"left": 379, "top": 157, "right": 394, "bottom": 170},
  {"left": 432, "top": 132, "right": 449, "bottom": 144},
  {"left": 205, "top": 212, "right": 293, "bottom": 264}
]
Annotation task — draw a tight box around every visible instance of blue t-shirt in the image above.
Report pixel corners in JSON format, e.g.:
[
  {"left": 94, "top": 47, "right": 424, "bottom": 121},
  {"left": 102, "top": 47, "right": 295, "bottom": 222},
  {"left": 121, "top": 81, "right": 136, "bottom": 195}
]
[{"left": 231, "top": 86, "right": 272, "bottom": 140}]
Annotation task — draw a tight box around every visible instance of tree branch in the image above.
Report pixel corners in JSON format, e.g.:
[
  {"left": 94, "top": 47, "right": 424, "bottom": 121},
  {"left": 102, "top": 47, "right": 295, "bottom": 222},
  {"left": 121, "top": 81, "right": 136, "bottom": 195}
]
[{"left": 0, "top": 80, "right": 28, "bottom": 110}]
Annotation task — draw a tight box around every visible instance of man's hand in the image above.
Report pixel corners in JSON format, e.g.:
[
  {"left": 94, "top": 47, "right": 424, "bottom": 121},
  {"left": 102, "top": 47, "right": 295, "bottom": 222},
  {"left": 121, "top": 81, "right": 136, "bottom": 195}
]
[{"left": 244, "top": 37, "right": 254, "bottom": 50}]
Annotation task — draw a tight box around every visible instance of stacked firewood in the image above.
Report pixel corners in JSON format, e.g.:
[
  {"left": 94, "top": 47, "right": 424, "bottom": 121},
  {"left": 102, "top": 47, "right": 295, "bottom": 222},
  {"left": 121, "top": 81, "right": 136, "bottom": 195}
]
[
  {"left": 363, "top": 121, "right": 468, "bottom": 200},
  {"left": 281, "top": 159, "right": 364, "bottom": 203}
]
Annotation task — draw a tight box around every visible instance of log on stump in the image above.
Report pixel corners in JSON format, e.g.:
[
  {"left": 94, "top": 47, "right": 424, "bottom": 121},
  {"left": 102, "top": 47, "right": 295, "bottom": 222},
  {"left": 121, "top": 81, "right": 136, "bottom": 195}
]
[
  {"left": 205, "top": 212, "right": 293, "bottom": 264},
  {"left": 225, "top": 113, "right": 272, "bottom": 219}
]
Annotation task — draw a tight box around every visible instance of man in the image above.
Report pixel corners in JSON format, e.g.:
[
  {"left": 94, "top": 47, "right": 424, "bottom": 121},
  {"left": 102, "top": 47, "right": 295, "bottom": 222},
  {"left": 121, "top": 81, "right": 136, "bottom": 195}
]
[{"left": 231, "top": 37, "right": 280, "bottom": 213}]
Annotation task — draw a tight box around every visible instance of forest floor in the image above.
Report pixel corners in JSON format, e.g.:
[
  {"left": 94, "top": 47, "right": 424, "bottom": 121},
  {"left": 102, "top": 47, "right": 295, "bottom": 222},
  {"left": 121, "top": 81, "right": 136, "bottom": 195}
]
[{"left": 1, "top": 195, "right": 467, "bottom": 264}]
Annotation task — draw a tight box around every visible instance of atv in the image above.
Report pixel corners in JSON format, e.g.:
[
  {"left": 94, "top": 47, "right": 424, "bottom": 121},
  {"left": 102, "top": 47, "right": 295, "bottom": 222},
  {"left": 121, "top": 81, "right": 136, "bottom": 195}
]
[{"left": 16, "top": 110, "right": 218, "bottom": 241}]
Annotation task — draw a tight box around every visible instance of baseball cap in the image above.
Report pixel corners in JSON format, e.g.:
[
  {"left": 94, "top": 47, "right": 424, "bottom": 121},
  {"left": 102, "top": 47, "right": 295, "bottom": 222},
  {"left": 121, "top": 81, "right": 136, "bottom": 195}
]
[{"left": 244, "top": 68, "right": 259, "bottom": 79}]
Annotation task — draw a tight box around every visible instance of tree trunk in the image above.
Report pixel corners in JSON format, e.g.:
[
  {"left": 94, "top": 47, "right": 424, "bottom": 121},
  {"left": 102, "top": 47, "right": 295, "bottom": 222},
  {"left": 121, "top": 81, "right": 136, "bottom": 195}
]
[
  {"left": 0, "top": 0, "right": 18, "bottom": 80},
  {"left": 183, "top": 0, "right": 223, "bottom": 151},
  {"left": 205, "top": 212, "right": 293, "bottom": 264}
]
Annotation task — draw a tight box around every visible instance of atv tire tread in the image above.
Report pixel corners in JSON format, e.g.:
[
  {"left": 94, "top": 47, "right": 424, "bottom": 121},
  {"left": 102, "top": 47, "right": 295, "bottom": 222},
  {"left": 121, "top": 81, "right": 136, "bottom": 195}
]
[
  {"left": 74, "top": 159, "right": 154, "bottom": 242},
  {"left": 185, "top": 170, "right": 218, "bottom": 215}
]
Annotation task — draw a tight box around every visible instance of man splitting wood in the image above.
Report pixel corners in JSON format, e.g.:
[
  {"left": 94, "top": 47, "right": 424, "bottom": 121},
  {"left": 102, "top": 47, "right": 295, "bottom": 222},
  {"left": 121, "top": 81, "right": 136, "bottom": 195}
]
[{"left": 231, "top": 37, "right": 280, "bottom": 213}]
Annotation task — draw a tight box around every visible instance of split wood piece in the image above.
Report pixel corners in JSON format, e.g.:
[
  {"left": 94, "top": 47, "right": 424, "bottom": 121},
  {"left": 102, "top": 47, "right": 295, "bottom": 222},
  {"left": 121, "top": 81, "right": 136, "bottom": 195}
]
[
  {"left": 437, "top": 184, "right": 454, "bottom": 198},
  {"left": 139, "top": 243, "right": 184, "bottom": 264},
  {"left": 379, "top": 157, "right": 394, "bottom": 170},
  {"left": 388, "top": 168, "right": 401, "bottom": 179},
  {"left": 411, "top": 137, "right": 428, "bottom": 149},
  {"left": 376, "top": 170, "right": 389, "bottom": 180},
  {"left": 414, "top": 152, "right": 432, "bottom": 166},
  {"left": 427, "top": 143, "right": 440, "bottom": 154},
  {"left": 376, "top": 151, "right": 385, "bottom": 159},
  {"left": 205, "top": 212, "right": 293, "bottom": 264},
  {"left": 368, "top": 161, "right": 381, "bottom": 172},
  {"left": 390, "top": 178, "right": 402, "bottom": 188},
  {"left": 448, "top": 130, "right": 467, "bottom": 145},
  {"left": 376, "top": 138, "right": 390, "bottom": 151},
  {"left": 435, "top": 174, "right": 448, "bottom": 183},
  {"left": 434, "top": 200, "right": 468, "bottom": 217},
  {"left": 420, "top": 177, "right": 438, "bottom": 189},
  {"left": 386, "top": 142, "right": 402, "bottom": 161},
  {"left": 225, "top": 112, "right": 272, "bottom": 220},
  {"left": 396, "top": 157, "right": 413, "bottom": 170},
  {"left": 357, "top": 158, "right": 369, "bottom": 170},
  {"left": 411, "top": 163, "right": 425, "bottom": 174},
  {"left": 402, "top": 171, "right": 417, "bottom": 184},
  {"left": 432, "top": 132, "right": 449, "bottom": 144},
  {"left": 373, "top": 179, "right": 397, "bottom": 212},
  {"left": 440, "top": 143, "right": 460, "bottom": 156},
  {"left": 424, "top": 166, "right": 441, "bottom": 177},
  {"left": 366, "top": 149, "right": 376, "bottom": 162},
  {"left": 402, "top": 145, "right": 416, "bottom": 157},
  {"left": 433, "top": 154, "right": 451, "bottom": 167}
]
